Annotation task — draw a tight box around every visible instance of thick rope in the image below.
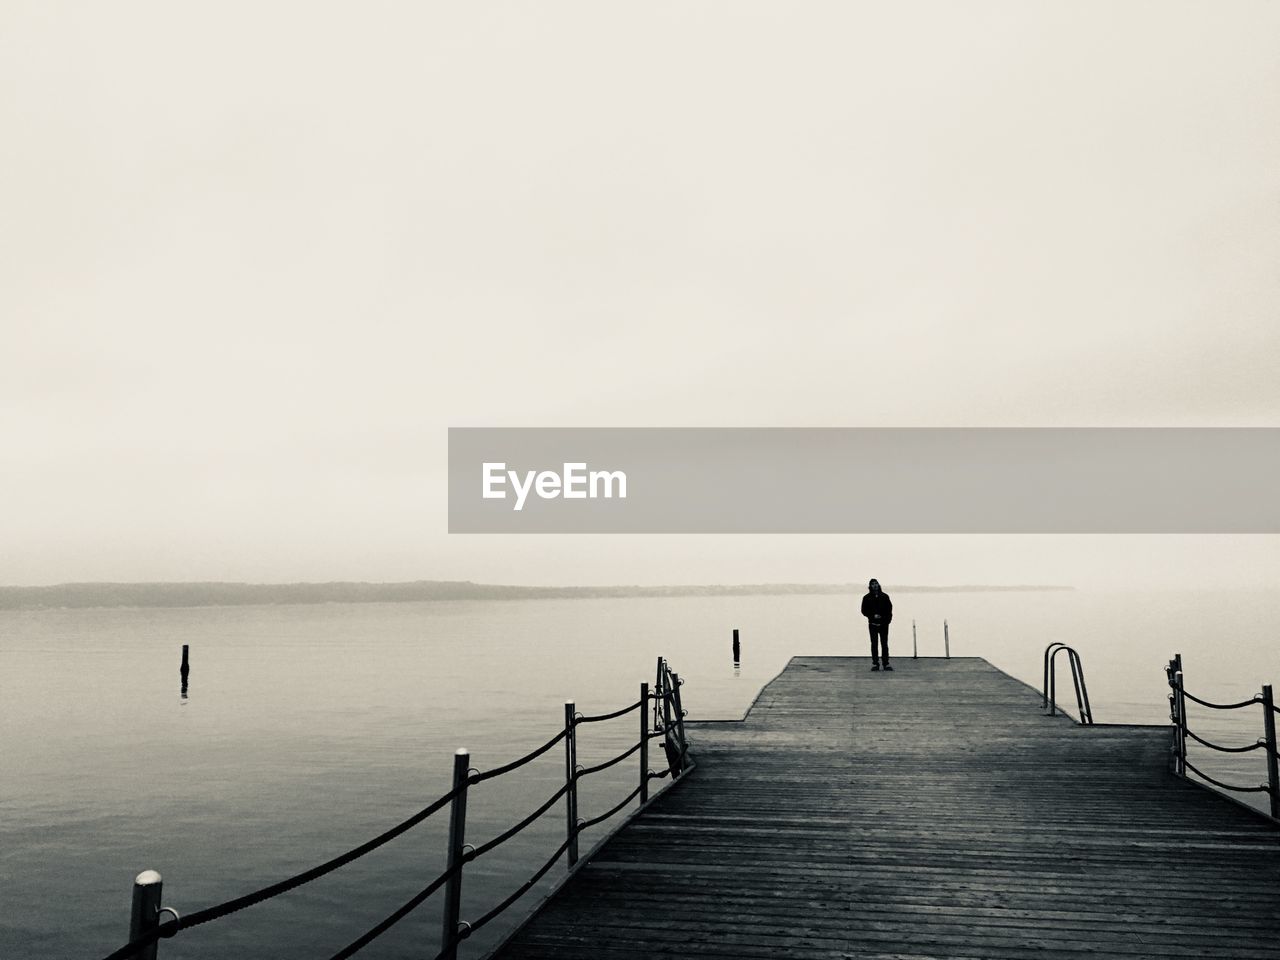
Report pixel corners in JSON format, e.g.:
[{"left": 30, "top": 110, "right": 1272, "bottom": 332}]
[
  {"left": 577, "top": 698, "right": 644, "bottom": 724},
  {"left": 1184, "top": 727, "right": 1264, "bottom": 754},
  {"left": 470, "top": 782, "right": 572, "bottom": 859},
  {"left": 1183, "top": 759, "right": 1269, "bottom": 793},
  {"left": 459, "top": 836, "right": 574, "bottom": 938},
  {"left": 469, "top": 728, "right": 568, "bottom": 784},
  {"left": 95, "top": 782, "right": 463, "bottom": 960},
  {"left": 1181, "top": 688, "right": 1260, "bottom": 711},
  {"left": 95, "top": 686, "right": 669, "bottom": 960},
  {"left": 324, "top": 859, "right": 463, "bottom": 960},
  {"left": 578, "top": 783, "right": 644, "bottom": 830},
  {"left": 575, "top": 740, "right": 644, "bottom": 779}
]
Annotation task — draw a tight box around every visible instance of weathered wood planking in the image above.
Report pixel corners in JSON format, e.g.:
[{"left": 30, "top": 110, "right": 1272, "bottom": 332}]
[{"left": 489, "top": 656, "right": 1280, "bottom": 959}]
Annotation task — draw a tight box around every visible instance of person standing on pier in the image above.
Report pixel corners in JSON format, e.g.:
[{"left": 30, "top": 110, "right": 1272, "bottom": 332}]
[{"left": 861, "top": 578, "right": 893, "bottom": 671}]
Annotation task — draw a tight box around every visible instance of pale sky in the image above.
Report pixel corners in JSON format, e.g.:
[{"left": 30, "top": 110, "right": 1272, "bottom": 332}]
[{"left": 2, "top": 2, "right": 1278, "bottom": 588}]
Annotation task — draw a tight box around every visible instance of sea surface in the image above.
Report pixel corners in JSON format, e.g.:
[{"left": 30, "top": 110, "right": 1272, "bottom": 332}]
[{"left": 3, "top": 589, "right": 1278, "bottom": 959}]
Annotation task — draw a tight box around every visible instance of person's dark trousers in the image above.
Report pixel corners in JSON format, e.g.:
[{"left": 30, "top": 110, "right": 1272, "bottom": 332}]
[{"left": 868, "top": 623, "right": 890, "bottom": 665}]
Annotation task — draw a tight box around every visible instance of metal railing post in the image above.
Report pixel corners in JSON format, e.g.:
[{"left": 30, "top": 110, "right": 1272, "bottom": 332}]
[
  {"left": 1049, "top": 650, "right": 1058, "bottom": 716},
  {"left": 944, "top": 620, "right": 950, "bottom": 659},
  {"left": 129, "top": 870, "right": 164, "bottom": 960},
  {"left": 564, "top": 702, "right": 579, "bottom": 867},
  {"left": 670, "top": 672, "right": 688, "bottom": 774},
  {"left": 639, "top": 682, "right": 650, "bottom": 803},
  {"left": 1067, "top": 650, "right": 1093, "bottom": 724},
  {"left": 912, "top": 620, "right": 917, "bottom": 660},
  {"left": 440, "top": 748, "right": 470, "bottom": 960},
  {"left": 660, "top": 661, "right": 673, "bottom": 736},
  {"left": 1174, "top": 670, "right": 1189, "bottom": 777},
  {"left": 1262, "top": 683, "right": 1279, "bottom": 820}
]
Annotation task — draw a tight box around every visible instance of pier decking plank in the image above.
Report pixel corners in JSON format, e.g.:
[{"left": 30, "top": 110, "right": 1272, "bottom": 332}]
[{"left": 490, "top": 657, "right": 1280, "bottom": 959}]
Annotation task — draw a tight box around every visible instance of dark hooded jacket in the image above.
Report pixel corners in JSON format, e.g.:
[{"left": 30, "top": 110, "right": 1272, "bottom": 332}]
[{"left": 861, "top": 581, "right": 892, "bottom": 626}]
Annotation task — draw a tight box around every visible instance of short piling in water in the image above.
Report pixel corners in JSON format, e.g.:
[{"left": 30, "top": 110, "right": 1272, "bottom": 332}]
[
  {"left": 732, "top": 628, "right": 740, "bottom": 665},
  {"left": 912, "top": 620, "right": 917, "bottom": 659},
  {"left": 944, "top": 620, "right": 950, "bottom": 658}
]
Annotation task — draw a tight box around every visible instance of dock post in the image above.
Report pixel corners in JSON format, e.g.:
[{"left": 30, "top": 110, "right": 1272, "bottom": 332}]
[
  {"left": 440, "top": 748, "right": 470, "bottom": 960},
  {"left": 944, "top": 620, "right": 950, "bottom": 659},
  {"left": 670, "top": 672, "right": 688, "bottom": 774},
  {"left": 564, "top": 702, "right": 579, "bottom": 867},
  {"left": 912, "top": 621, "right": 917, "bottom": 660},
  {"left": 129, "top": 870, "right": 164, "bottom": 960},
  {"left": 732, "top": 628, "right": 740, "bottom": 665},
  {"left": 1262, "top": 684, "right": 1279, "bottom": 820},
  {"left": 639, "top": 682, "right": 650, "bottom": 803},
  {"left": 658, "top": 659, "right": 673, "bottom": 734},
  {"left": 1174, "top": 669, "right": 1189, "bottom": 777}
]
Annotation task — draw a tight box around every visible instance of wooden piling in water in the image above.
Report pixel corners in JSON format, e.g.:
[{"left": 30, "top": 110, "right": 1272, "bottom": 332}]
[{"left": 731, "top": 628, "right": 740, "bottom": 664}]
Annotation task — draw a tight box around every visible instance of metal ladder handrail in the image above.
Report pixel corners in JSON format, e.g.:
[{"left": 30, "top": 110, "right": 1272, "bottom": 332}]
[{"left": 1043, "top": 643, "right": 1094, "bottom": 724}]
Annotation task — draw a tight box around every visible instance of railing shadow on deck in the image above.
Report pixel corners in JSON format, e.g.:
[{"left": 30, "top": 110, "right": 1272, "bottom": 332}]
[{"left": 99, "top": 657, "right": 693, "bottom": 960}]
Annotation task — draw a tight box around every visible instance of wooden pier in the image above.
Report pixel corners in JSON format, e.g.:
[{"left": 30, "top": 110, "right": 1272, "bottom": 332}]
[{"left": 491, "top": 656, "right": 1280, "bottom": 959}]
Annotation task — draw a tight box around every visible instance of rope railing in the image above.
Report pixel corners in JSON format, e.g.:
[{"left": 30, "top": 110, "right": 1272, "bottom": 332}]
[
  {"left": 96, "top": 781, "right": 468, "bottom": 960},
  {"left": 576, "top": 697, "right": 645, "bottom": 724},
  {"left": 455, "top": 835, "right": 575, "bottom": 944},
  {"left": 1166, "top": 653, "right": 1279, "bottom": 822},
  {"left": 469, "top": 727, "right": 569, "bottom": 784},
  {"left": 469, "top": 782, "right": 574, "bottom": 860},
  {"left": 575, "top": 739, "right": 644, "bottom": 779},
  {"left": 1182, "top": 727, "right": 1264, "bottom": 754},
  {"left": 326, "top": 859, "right": 465, "bottom": 960},
  {"left": 1180, "top": 689, "right": 1260, "bottom": 711},
  {"left": 579, "top": 782, "right": 647, "bottom": 831},
  {"left": 1182, "top": 759, "right": 1271, "bottom": 794},
  {"left": 100, "top": 656, "right": 693, "bottom": 960}
]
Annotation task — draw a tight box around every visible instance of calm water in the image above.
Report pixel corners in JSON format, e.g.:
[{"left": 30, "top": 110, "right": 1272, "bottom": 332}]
[{"left": 3, "top": 589, "right": 1278, "bottom": 959}]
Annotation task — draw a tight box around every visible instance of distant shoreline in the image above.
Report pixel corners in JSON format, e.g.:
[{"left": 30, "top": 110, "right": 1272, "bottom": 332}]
[{"left": 0, "top": 580, "right": 1075, "bottom": 611}]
